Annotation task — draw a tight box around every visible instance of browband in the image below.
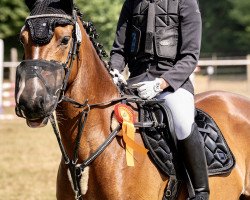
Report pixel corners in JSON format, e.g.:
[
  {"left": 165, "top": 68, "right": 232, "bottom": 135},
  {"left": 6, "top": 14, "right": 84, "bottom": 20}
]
[{"left": 26, "top": 14, "right": 73, "bottom": 21}]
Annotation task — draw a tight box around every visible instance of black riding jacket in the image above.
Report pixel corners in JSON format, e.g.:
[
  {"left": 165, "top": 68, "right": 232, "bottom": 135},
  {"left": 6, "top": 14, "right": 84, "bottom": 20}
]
[{"left": 110, "top": 0, "right": 201, "bottom": 94}]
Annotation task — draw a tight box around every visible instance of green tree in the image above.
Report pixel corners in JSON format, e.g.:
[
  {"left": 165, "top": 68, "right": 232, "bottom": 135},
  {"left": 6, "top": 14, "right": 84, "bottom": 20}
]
[
  {"left": 200, "top": 0, "right": 235, "bottom": 56},
  {"left": 230, "top": 0, "right": 250, "bottom": 53},
  {"left": 75, "top": 0, "right": 123, "bottom": 50},
  {"left": 0, "top": 0, "right": 28, "bottom": 39},
  {"left": 199, "top": 0, "right": 250, "bottom": 56},
  {"left": 2, "top": 0, "right": 250, "bottom": 58},
  {"left": 0, "top": 0, "right": 123, "bottom": 58}
]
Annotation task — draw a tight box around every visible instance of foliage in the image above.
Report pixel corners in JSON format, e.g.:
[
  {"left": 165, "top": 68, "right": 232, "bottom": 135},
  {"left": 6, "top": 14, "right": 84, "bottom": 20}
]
[
  {"left": 0, "top": 0, "right": 123, "bottom": 55},
  {"left": 199, "top": 0, "right": 250, "bottom": 56},
  {"left": 229, "top": 0, "right": 250, "bottom": 53},
  {"left": 0, "top": 0, "right": 28, "bottom": 39},
  {"left": 1, "top": 0, "right": 250, "bottom": 57},
  {"left": 75, "top": 0, "right": 123, "bottom": 51},
  {"left": 200, "top": 0, "right": 236, "bottom": 56},
  {"left": 230, "top": 0, "right": 250, "bottom": 29}
]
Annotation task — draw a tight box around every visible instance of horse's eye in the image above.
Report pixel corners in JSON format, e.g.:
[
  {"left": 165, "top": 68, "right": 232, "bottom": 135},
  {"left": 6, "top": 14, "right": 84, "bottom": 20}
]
[{"left": 61, "top": 36, "right": 70, "bottom": 45}]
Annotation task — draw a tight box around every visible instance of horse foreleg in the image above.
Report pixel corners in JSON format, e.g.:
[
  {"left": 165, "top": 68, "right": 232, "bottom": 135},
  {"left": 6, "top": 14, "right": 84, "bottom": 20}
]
[{"left": 56, "top": 158, "right": 75, "bottom": 200}]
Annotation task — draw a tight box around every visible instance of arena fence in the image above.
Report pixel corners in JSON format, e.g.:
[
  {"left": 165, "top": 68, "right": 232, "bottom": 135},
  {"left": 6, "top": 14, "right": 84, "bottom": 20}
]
[
  {"left": 1, "top": 39, "right": 250, "bottom": 115},
  {"left": 0, "top": 39, "right": 3, "bottom": 109},
  {"left": 0, "top": 40, "right": 17, "bottom": 120}
]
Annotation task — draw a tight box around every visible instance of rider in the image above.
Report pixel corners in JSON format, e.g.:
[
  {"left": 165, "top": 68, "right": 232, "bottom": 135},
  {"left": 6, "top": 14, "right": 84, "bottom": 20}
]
[{"left": 109, "top": 0, "right": 209, "bottom": 199}]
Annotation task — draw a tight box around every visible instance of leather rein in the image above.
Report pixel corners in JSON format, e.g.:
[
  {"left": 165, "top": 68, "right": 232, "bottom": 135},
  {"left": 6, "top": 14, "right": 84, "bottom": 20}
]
[
  {"left": 25, "top": 10, "right": 136, "bottom": 200},
  {"left": 49, "top": 96, "right": 125, "bottom": 200}
]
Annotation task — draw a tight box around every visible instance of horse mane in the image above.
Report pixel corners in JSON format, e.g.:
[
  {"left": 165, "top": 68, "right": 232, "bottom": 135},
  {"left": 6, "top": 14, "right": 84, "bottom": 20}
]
[{"left": 75, "top": 7, "right": 110, "bottom": 69}]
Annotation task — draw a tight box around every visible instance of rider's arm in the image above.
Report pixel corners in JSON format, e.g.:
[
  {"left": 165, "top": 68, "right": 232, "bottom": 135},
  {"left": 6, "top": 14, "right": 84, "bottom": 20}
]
[
  {"left": 109, "top": 0, "right": 132, "bottom": 73},
  {"left": 160, "top": 0, "right": 202, "bottom": 92}
]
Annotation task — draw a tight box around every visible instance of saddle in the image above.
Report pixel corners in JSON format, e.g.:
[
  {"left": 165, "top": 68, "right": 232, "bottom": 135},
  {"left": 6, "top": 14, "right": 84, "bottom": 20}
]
[{"left": 131, "top": 99, "right": 236, "bottom": 200}]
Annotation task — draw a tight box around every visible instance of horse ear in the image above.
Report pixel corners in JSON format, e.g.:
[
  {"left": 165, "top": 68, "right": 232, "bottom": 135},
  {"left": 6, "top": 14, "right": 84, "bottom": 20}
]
[
  {"left": 69, "top": 0, "right": 74, "bottom": 10},
  {"left": 61, "top": 0, "right": 74, "bottom": 15}
]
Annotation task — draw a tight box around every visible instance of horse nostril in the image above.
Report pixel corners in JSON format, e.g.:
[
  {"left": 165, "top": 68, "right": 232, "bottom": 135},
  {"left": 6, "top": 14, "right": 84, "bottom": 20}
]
[
  {"left": 36, "top": 96, "right": 45, "bottom": 108},
  {"left": 15, "top": 106, "right": 26, "bottom": 118}
]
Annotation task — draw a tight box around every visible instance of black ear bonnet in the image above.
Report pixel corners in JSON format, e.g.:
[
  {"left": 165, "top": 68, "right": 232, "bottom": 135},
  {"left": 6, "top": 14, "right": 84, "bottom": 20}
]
[{"left": 24, "top": 0, "right": 74, "bottom": 44}]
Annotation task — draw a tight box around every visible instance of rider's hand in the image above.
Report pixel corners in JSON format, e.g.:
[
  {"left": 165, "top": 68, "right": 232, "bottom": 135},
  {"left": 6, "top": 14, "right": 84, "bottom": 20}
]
[
  {"left": 110, "top": 69, "right": 127, "bottom": 85},
  {"left": 131, "top": 78, "right": 167, "bottom": 99}
]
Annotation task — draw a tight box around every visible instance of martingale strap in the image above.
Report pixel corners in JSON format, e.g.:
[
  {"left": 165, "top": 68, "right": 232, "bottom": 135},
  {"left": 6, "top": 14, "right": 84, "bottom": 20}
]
[
  {"left": 49, "top": 107, "right": 121, "bottom": 199},
  {"left": 49, "top": 113, "right": 122, "bottom": 199},
  {"left": 32, "top": 9, "right": 139, "bottom": 199},
  {"left": 20, "top": 7, "right": 128, "bottom": 200},
  {"left": 49, "top": 95, "right": 139, "bottom": 200}
]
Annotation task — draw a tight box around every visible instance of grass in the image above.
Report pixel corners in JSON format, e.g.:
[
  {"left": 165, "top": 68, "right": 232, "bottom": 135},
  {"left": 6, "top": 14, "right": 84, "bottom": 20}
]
[
  {"left": 0, "top": 110, "right": 60, "bottom": 200},
  {"left": 0, "top": 74, "right": 249, "bottom": 200}
]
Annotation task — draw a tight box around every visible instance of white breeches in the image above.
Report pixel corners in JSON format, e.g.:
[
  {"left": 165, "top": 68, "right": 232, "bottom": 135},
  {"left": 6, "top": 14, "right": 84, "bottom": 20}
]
[{"left": 157, "top": 88, "right": 195, "bottom": 140}]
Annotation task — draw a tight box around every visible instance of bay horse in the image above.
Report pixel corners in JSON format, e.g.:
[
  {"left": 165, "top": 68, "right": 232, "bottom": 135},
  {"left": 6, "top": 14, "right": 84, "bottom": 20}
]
[{"left": 15, "top": 1, "right": 250, "bottom": 200}]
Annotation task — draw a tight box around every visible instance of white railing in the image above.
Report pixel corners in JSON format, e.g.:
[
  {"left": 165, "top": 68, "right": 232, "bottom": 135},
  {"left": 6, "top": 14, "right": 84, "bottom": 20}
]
[
  {"left": 198, "top": 55, "right": 250, "bottom": 91},
  {"left": 1, "top": 40, "right": 250, "bottom": 109},
  {"left": 3, "top": 61, "right": 20, "bottom": 68},
  {"left": 198, "top": 59, "right": 250, "bottom": 66},
  {"left": 0, "top": 41, "right": 19, "bottom": 110},
  {"left": 0, "top": 39, "right": 4, "bottom": 108}
]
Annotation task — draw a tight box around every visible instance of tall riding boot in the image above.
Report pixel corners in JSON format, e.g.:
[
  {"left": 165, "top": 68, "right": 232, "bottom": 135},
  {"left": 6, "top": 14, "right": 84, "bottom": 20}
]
[{"left": 178, "top": 123, "right": 210, "bottom": 200}]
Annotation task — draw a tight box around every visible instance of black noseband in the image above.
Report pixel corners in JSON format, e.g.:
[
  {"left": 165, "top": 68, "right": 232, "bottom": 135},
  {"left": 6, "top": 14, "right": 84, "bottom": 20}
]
[
  {"left": 15, "top": 11, "right": 81, "bottom": 120},
  {"left": 15, "top": 59, "right": 66, "bottom": 119}
]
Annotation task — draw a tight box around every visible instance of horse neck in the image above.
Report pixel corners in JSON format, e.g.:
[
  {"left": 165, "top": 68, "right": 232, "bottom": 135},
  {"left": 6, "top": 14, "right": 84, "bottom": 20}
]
[
  {"left": 75, "top": 28, "right": 118, "bottom": 103},
  {"left": 56, "top": 26, "right": 120, "bottom": 157}
]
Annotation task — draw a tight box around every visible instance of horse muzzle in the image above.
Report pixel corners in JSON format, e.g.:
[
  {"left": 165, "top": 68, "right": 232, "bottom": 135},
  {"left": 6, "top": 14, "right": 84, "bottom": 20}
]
[{"left": 15, "top": 59, "right": 65, "bottom": 127}]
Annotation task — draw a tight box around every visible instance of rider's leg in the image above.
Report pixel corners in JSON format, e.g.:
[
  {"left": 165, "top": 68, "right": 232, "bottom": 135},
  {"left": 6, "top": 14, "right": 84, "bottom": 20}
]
[{"left": 157, "top": 88, "right": 210, "bottom": 200}]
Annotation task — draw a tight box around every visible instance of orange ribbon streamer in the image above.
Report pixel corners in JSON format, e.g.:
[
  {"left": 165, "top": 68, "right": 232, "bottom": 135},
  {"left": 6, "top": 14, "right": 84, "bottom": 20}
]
[
  {"left": 122, "top": 121, "right": 148, "bottom": 166},
  {"left": 114, "top": 103, "right": 148, "bottom": 166}
]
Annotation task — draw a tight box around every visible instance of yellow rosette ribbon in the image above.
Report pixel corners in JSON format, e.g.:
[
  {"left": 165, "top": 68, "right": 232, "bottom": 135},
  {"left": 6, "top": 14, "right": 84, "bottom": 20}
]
[{"left": 114, "top": 104, "right": 148, "bottom": 166}]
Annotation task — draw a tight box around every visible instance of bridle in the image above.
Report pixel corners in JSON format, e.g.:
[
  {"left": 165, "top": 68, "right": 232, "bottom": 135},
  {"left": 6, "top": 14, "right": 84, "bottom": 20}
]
[
  {"left": 18, "top": 9, "right": 139, "bottom": 200},
  {"left": 18, "top": 9, "right": 180, "bottom": 199},
  {"left": 15, "top": 11, "right": 80, "bottom": 119}
]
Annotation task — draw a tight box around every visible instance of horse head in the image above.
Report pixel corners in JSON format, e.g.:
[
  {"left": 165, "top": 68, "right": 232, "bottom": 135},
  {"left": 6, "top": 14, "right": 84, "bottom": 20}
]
[{"left": 15, "top": 0, "right": 81, "bottom": 127}]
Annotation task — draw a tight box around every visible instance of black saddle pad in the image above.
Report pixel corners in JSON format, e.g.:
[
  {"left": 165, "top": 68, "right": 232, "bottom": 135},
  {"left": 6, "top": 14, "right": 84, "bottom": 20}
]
[
  {"left": 139, "top": 102, "right": 236, "bottom": 177},
  {"left": 195, "top": 109, "right": 235, "bottom": 175}
]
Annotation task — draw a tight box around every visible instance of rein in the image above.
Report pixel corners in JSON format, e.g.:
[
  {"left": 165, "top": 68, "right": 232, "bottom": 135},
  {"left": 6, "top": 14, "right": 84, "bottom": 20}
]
[
  {"left": 22, "top": 9, "right": 133, "bottom": 200},
  {"left": 43, "top": 10, "right": 133, "bottom": 199},
  {"left": 50, "top": 95, "right": 141, "bottom": 200}
]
